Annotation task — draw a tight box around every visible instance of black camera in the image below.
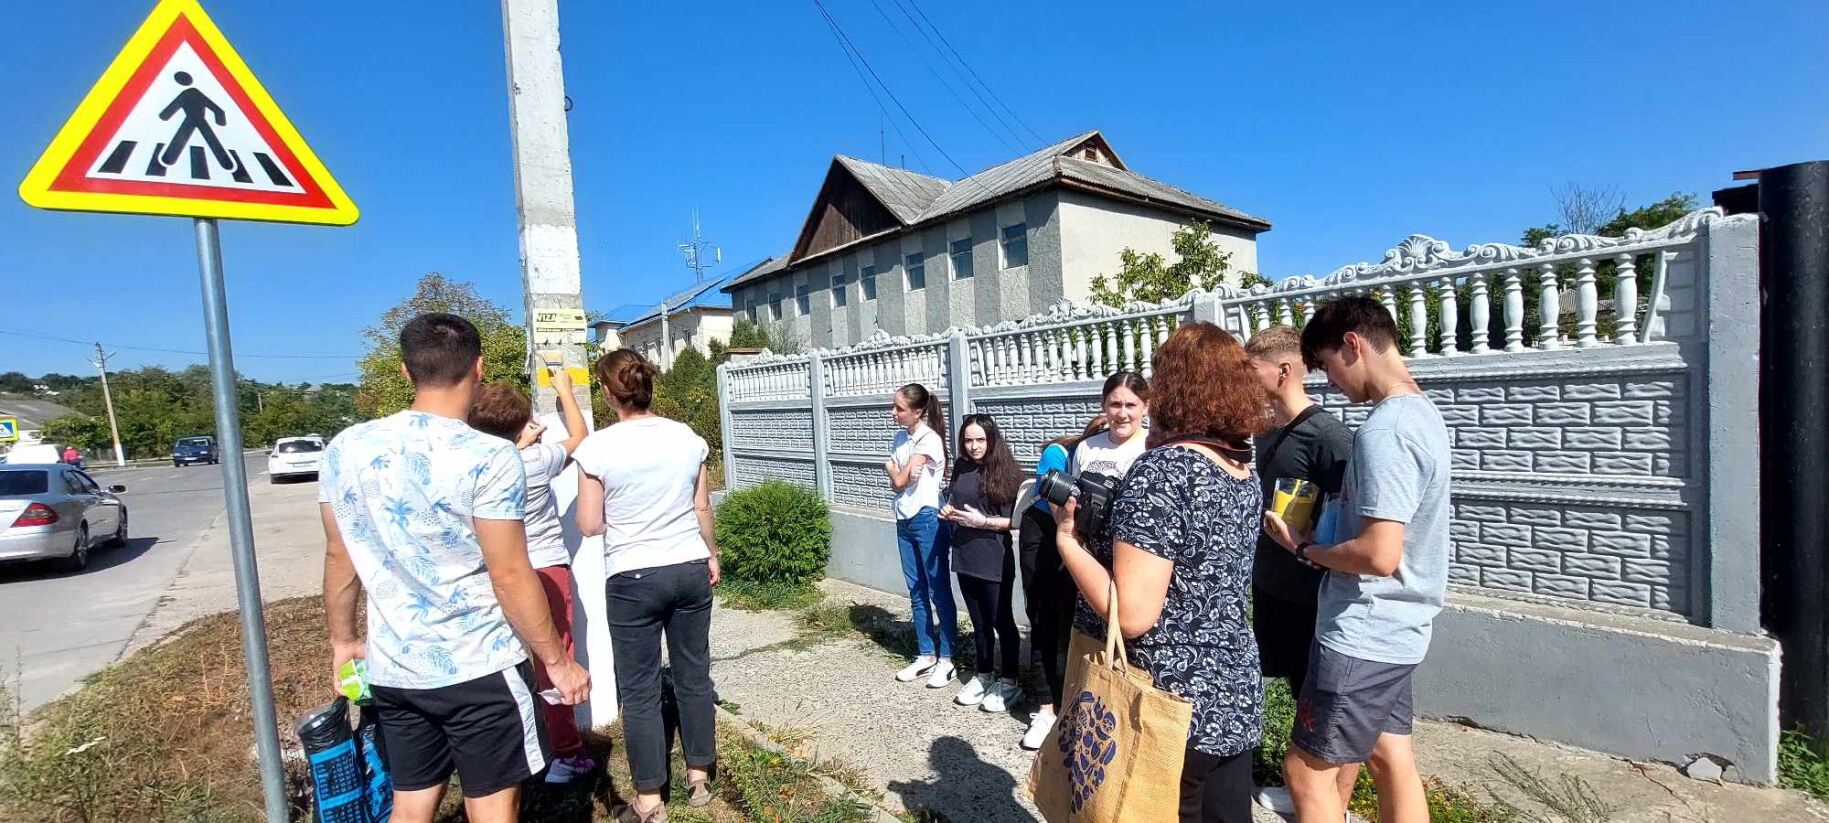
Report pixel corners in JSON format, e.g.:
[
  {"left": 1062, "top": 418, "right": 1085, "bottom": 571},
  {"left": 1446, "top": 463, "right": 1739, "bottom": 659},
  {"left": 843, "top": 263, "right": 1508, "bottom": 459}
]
[{"left": 1035, "top": 469, "right": 1118, "bottom": 539}]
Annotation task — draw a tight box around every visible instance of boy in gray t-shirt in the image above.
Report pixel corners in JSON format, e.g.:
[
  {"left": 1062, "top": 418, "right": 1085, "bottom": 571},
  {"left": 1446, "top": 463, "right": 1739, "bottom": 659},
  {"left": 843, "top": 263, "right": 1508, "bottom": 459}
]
[{"left": 1263, "top": 296, "right": 1451, "bottom": 823}]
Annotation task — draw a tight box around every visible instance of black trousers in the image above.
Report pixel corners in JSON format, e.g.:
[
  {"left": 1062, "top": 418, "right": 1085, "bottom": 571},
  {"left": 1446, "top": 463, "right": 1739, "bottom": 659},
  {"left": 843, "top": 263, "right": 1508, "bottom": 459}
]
[
  {"left": 1251, "top": 585, "right": 1319, "bottom": 699},
  {"left": 606, "top": 560, "right": 716, "bottom": 792},
  {"left": 1019, "top": 505, "right": 1076, "bottom": 705},
  {"left": 958, "top": 572, "right": 1020, "bottom": 677},
  {"left": 1179, "top": 746, "right": 1253, "bottom": 823}
]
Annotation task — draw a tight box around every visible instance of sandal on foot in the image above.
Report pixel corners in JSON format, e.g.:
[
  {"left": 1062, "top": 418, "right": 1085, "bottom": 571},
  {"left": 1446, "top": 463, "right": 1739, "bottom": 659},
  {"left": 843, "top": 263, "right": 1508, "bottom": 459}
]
[
  {"left": 612, "top": 800, "right": 668, "bottom": 823},
  {"left": 688, "top": 779, "right": 714, "bottom": 807}
]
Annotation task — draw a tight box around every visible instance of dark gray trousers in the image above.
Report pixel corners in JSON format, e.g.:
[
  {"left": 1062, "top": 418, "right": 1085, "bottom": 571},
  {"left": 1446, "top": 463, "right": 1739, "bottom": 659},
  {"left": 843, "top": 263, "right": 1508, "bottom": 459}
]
[{"left": 606, "top": 559, "right": 716, "bottom": 791}]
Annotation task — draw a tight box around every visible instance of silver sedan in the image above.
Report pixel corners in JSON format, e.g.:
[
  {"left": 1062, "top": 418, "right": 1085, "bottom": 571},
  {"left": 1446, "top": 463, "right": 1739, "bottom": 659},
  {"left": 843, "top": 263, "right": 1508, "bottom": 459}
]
[{"left": 0, "top": 464, "right": 128, "bottom": 571}]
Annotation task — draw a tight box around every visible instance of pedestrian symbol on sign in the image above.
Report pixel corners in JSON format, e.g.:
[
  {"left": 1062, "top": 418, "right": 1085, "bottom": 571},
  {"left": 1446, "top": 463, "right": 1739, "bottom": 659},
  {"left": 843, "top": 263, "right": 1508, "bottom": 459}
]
[{"left": 157, "top": 71, "right": 231, "bottom": 171}]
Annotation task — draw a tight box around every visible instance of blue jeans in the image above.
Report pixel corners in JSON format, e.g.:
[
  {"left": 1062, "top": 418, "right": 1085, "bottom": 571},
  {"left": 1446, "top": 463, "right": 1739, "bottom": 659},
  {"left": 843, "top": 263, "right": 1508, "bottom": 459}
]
[{"left": 896, "top": 508, "right": 957, "bottom": 659}]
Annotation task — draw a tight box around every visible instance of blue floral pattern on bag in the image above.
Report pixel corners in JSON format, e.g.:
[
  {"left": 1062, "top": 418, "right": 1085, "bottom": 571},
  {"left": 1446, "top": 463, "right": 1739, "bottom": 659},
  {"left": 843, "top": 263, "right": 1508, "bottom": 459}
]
[{"left": 1057, "top": 690, "right": 1118, "bottom": 811}]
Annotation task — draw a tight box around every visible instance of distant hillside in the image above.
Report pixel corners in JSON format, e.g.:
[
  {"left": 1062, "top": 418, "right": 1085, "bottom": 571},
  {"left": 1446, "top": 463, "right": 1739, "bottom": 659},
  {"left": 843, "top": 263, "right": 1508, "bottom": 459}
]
[{"left": 0, "top": 394, "right": 76, "bottom": 430}]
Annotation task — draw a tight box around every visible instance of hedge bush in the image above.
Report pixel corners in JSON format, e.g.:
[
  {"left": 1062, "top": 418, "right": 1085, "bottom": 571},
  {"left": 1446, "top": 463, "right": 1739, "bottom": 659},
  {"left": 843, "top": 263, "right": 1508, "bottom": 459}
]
[{"left": 715, "top": 480, "right": 831, "bottom": 588}]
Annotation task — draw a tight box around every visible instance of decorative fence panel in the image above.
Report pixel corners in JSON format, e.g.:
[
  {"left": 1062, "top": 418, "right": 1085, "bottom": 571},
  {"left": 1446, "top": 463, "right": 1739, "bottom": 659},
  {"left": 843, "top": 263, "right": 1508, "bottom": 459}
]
[{"left": 717, "top": 209, "right": 1758, "bottom": 632}]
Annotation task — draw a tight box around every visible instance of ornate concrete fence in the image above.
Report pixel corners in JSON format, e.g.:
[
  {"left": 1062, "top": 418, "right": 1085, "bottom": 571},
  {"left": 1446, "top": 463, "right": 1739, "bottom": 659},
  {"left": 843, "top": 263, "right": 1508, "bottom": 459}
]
[{"left": 716, "top": 208, "right": 1777, "bottom": 780}]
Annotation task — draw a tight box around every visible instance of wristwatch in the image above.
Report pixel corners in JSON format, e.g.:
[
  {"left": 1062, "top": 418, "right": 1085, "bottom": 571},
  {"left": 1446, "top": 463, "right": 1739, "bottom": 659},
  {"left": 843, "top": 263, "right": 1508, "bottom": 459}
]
[{"left": 1295, "top": 541, "right": 1319, "bottom": 569}]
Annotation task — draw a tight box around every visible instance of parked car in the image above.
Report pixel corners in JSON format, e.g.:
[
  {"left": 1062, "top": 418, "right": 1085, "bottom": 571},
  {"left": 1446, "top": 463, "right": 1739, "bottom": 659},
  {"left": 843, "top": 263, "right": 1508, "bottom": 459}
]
[
  {"left": 0, "top": 464, "right": 127, "bottom": 571},
  {"left": 172, "top": 436, "right": 218, "bottom": 467},
  {"left": 268, "top": 436, "right": 325, "bottom": 483},
  {"left": 4, "top": 443, "right": 66, "bottom": 465}
]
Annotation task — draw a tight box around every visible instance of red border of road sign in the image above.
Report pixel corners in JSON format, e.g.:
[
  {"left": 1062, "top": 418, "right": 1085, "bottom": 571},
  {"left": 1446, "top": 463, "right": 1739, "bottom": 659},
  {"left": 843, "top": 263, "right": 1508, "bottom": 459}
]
[{"left": 47, "top": 16, "right": 332, "bottom": 209}]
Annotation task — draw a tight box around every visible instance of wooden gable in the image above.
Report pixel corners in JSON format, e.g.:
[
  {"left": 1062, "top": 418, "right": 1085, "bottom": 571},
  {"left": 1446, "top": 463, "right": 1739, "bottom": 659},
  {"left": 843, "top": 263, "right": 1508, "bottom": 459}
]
[
  {"left": 1061, "top": 133, "right": 1127, "bottom": 170},
  {"left": 790, "top": 161, "right": 903, "bottom": 262}
]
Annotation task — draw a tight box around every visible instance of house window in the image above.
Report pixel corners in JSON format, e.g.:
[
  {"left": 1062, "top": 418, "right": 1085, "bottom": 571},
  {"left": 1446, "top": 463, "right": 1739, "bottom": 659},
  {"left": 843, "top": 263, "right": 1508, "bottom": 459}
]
[
  {"left": 861, "top": 265, "right": 877, "bottom": 300},
  {"left": 950, "top": 238, "right": 973, "bottom": 279},
  {"left": 1001, "top": 223, "right": 1028, "bottom": 269},
  {"left": 905, "top": 253, "right": 926, "bottom": 290},
  {"left": 769, "top": 293, "right": 783, "bottom": 321},
  {"left": 795, "top": 284, "right": 811, "bottom": 316},
  {"left": 831, "top": 272, "right": 848, "bottom": 308}
]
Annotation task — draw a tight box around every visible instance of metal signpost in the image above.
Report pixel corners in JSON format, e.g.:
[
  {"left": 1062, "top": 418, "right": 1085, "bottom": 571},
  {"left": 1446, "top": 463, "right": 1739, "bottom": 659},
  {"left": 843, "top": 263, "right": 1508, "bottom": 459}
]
[{"left": 19, "top": 2, "right": 359, "bottom": 822}]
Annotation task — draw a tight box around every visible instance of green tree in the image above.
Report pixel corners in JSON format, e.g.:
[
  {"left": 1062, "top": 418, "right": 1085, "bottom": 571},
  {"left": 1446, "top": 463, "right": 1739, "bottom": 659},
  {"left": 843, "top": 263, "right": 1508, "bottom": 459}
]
[
  {"left": 356, "top": 273, "right": 528, "bottom": 419},
  {"left": 650, "top": 348, "right": 722, "bottom": 452},
  {"left": 726, "top": 317, "right": 802, "bottom": 354},
  {"left": 1090, "top": 220, "right": 1254, "bottom": 307},
  {"left": 38, "top": 414, "right": 110, "bottom": 452}
]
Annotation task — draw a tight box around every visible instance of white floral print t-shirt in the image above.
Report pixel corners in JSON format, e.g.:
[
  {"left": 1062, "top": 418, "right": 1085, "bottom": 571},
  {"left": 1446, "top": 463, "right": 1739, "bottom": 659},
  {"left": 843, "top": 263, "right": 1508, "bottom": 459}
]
[{"left": 319, "top": 410, "right": 528, "bottom": 689}]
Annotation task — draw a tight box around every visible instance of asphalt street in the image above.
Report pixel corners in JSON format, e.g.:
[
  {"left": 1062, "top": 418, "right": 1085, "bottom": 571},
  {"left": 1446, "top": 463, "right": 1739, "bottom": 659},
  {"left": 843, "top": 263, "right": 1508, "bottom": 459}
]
[{"left": 0, "top": 452, "right": 265, "bottom": 710}]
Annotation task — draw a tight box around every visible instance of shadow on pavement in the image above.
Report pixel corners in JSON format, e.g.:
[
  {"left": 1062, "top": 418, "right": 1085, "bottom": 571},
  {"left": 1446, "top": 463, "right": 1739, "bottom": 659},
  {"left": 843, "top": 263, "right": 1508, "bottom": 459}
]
[
  {"left": 887, "top": 735, "right": 1036, "bottom": 823},
  {"left": 0, "top": 535, "right": 160, "bottom": 583}
]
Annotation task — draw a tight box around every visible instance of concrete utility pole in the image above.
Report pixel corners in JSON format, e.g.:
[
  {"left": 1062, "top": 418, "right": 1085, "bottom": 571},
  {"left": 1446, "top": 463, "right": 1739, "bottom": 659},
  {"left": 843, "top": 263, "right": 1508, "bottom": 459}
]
[
  {"left": 90, "top": 343, "right": 125, "bottom": 467},
  {"left": 501, "top": 0, "right": 613, "bottom": 724}
]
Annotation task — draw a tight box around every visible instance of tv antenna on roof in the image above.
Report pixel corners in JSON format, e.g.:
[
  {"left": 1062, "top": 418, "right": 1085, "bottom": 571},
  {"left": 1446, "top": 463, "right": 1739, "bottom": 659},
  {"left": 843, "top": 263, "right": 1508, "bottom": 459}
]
[{"left": 677, "top": 209, "right": 721, "bottom": 283}]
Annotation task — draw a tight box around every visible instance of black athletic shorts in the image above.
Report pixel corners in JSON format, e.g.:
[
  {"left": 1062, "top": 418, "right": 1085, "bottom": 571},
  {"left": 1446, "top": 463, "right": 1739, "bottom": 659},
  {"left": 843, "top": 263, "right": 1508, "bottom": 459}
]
[
  {"left": 370, "top": 661, "right": 549, "bottom": 797},
  {"left": 1290, "top": 644, "right": 1416, "bottom": 766}
]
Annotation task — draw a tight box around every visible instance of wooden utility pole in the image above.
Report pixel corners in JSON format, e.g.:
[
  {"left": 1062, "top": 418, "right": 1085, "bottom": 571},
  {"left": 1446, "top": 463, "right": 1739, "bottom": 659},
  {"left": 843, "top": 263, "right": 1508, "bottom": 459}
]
[{"left": 91, "top": 343, "right": 125, "bottom": 466}]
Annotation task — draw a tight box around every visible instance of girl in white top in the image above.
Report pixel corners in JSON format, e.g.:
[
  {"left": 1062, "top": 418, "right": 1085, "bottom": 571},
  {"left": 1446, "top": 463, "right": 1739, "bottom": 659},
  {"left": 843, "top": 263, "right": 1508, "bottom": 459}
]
[
  {"left": 1071, "top": 371, "right": 1151, "bottom": 484},
  {"left": 883, "top": 382, "right": 960, "bottom": 688},
  {"left": 574, "top": 350, "right": 720, "bottom": 820}
]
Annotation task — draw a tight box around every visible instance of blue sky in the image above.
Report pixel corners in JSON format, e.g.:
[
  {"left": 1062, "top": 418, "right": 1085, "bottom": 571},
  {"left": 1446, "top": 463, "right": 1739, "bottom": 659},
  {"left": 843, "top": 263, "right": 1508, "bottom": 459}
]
[{"left": 2, "top": 0, "right": 1823, "bottom": 383}]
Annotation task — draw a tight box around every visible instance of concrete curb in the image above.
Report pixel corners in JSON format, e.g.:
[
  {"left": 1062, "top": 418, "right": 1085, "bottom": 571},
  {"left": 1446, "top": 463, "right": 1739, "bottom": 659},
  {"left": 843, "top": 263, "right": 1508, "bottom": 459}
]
[{"left": 714, "top": 704, "right": 904, "bottom": 823}]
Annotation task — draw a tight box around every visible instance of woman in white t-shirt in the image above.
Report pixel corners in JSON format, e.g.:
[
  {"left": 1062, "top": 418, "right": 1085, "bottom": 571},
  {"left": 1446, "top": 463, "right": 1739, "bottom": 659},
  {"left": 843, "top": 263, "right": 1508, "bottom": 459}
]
[
  {"left": 883, "top": 382, "right": 959, "bottom": 688},
  {"left": 574, "top": 350, "right": 720, "bottom": 821},
  {"left": 1061, "top": 371, "right": 1150, "bottom": 703},
  {"left": 467, "top": 366, "right": 593, "bottom": 781}
]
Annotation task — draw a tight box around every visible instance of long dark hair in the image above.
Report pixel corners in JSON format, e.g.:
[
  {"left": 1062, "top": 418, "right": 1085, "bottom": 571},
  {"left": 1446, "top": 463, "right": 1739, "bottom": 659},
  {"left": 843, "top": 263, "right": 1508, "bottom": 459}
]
[
  {"left": 897, "top": 382, "right": 946, "bottom": 466},
  {"left": 955, "top": 413, "right": 1020, "bottom": 511}
]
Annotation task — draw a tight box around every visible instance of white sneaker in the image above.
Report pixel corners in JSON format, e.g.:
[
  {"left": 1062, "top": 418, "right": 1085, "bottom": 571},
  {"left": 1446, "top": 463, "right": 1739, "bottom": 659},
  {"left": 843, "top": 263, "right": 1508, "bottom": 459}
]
[
  {"left": 1021, "top": 709, "right": 1057, "bottom": 750},
  {"left": 896, "top": 656, "right": 937, "bottom": 683},
  {"left": 955, "top": 673, "right": 992, "bottom": 706},
  {"left": 1251, "top": 786, "right": 1295, "bottom": 815},
  {"left": 981, "top": 679, "right": 1022, "bottom": 713},
  {"left": 925, "top": 659, "right": 957, "bottom": 689}
]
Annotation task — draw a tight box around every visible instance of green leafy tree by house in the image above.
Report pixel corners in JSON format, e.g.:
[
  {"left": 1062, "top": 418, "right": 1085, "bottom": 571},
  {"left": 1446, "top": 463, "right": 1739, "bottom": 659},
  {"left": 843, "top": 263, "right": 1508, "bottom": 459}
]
[
  {"left": 1091, "top": 220, "right": 1257, "bottom": 307},
  {"left": 356, "top": 273, "right": 527, "bottom": 419}
]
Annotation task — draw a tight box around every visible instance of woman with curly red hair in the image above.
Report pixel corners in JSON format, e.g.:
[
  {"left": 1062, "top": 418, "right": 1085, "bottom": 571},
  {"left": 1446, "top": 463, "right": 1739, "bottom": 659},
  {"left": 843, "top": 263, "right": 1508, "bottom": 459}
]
[{"left": 1053, "top": 321, "right": 1270, "bottom": 823}]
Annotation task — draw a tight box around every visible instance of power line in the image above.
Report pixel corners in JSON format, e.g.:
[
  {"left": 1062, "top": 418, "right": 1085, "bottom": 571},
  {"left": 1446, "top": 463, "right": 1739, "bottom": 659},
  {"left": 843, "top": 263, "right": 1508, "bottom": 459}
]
[
  {"left": 811, "top": 0, "right": 934, "bottom": 175},
  {"left": 0, "top": 327, "right": 357, "bottom": 360},
  {"left": 863, "top": 0, "right": 1021, "bottom": 155},
  {"left": 884, "top": 0, "right": 1030, "bottom": 150},
  {"left": 811, "top": 0, "right": 975, "bottom": 180},
  {"left": 899, "top": 0, "right": 1046, "bottom": 145}
]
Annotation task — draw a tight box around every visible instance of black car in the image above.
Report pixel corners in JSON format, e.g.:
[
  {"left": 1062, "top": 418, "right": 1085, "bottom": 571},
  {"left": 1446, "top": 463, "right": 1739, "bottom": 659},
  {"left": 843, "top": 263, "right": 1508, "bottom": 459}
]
[{"left": 172, "top": 436, "right": 218, "bottom": 467}]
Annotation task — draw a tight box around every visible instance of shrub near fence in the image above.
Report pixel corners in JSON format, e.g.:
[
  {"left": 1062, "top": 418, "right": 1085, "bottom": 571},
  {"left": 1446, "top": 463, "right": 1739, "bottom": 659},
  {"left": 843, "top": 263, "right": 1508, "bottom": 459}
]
[{"left": 715, "top": 480, "right": 832, "bottom": 609}]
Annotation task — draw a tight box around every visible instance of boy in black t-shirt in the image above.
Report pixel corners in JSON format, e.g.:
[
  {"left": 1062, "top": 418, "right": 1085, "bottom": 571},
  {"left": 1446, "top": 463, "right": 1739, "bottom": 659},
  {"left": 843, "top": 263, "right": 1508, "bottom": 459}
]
[{"left": 1245, "top": 327, "right": 1353, "bottom": 697}]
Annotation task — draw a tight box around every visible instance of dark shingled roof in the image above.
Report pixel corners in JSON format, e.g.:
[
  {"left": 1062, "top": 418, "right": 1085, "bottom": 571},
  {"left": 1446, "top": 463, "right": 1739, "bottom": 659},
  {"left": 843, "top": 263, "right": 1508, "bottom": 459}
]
[{"left": 725, "top": 130, "right": 1268, "bottom": 292}]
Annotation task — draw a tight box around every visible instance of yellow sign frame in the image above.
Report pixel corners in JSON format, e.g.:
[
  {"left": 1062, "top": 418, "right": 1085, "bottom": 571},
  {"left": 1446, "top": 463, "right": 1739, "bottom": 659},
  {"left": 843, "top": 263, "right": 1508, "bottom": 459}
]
[{"left": 18, "top": 0, "right": 358, "bottom": 226}]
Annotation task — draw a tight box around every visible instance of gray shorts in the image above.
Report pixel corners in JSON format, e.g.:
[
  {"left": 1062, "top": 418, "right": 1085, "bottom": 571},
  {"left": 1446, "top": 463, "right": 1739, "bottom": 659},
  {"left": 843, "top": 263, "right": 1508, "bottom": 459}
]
[{"left": 1290, "top": 643, "right": 1416, "bottom": 766}]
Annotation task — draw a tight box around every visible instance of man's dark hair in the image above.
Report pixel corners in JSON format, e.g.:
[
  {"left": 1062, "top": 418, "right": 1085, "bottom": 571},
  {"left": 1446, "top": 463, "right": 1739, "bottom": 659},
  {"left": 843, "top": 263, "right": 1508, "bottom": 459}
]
[
  {"left": 400, "top": 313, "right": 482, "bottom": 387},
  {"left": 1299, "top": 296, "right": 1398, "bottom": 369}
]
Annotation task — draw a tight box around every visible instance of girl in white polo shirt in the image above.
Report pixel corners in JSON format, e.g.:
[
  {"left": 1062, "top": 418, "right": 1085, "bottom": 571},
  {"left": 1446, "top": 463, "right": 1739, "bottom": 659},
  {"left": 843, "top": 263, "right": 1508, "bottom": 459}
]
[{"left": 884, "top": 382, "right": 958, "bottom": 688}]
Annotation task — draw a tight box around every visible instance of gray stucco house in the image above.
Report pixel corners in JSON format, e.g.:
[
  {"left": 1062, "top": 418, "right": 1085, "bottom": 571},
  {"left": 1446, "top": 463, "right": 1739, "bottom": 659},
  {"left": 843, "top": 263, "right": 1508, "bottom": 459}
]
[{"left": 723, "top": 131, "right": 1271, "bottom": 349}]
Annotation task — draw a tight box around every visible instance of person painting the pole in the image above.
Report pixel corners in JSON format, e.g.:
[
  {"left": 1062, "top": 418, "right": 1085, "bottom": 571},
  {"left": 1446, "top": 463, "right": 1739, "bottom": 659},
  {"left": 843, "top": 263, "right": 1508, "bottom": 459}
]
[
  {"left": 320, "top": 313, "right": 590, "bottom": 823},
  {"left": 466, "top": 365, "right": 594, "bottom": 783},
  {"left": 885, "top": 382, "right": 958, "bottom": 688},
  {"left": 1262, "top": 297, "right": 1452, "bottom": 823}
]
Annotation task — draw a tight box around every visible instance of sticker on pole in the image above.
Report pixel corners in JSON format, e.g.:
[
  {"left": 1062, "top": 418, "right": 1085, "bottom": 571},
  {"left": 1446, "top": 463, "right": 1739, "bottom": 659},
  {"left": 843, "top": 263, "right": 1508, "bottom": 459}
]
[{"left": 18, "top": 0, "right": 357, "bottom": 226}]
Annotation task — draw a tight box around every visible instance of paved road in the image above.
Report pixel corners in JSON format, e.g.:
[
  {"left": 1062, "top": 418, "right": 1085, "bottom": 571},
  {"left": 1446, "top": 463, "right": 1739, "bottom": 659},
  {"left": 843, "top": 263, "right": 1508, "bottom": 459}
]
[{"left": 0, "top": 452, "right": 265, "bottom": 710}]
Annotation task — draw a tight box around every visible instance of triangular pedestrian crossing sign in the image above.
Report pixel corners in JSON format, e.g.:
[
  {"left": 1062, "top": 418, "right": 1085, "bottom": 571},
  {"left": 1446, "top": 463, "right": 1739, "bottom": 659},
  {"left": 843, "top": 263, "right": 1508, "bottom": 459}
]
[{"left": 19, "top": 0, "right": 358, "bottom": 226}]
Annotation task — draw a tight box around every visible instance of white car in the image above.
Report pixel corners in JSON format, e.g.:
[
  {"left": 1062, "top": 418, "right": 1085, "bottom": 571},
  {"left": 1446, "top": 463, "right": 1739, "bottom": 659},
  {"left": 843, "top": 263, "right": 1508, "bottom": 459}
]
[{"left": 267, "top": 436, "right": 325, "bottom": 483}]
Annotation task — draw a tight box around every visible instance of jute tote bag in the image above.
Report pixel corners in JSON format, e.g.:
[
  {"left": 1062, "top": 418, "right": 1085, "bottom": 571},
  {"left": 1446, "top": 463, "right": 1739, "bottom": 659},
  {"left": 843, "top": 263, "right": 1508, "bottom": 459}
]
[{"left": 1027, "top": 583, "right": 1193, "bottom": 822}]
